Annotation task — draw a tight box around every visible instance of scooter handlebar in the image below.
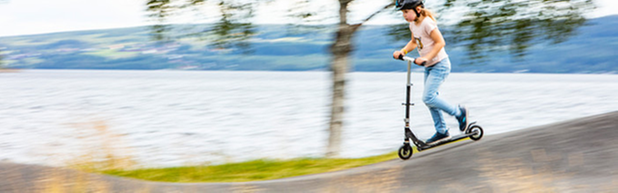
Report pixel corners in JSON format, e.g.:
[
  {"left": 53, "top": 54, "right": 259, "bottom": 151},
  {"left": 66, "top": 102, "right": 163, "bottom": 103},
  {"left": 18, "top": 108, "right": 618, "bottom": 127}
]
[{"left": 395, "top": 55, "right": 426, "bottom": 66}]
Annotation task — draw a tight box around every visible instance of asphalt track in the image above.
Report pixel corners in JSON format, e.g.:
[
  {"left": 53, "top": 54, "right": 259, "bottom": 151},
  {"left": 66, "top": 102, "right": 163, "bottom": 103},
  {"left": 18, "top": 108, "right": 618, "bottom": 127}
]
[{"left": 2, "top": 111, "right": 617, "bottom": 192}]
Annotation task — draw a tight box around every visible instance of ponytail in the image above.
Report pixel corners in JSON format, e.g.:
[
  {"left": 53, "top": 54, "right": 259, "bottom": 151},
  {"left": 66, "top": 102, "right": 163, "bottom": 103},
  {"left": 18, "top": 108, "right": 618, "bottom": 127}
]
[{"left": 420, "top": 7, "right": 437, "bottom": 22}]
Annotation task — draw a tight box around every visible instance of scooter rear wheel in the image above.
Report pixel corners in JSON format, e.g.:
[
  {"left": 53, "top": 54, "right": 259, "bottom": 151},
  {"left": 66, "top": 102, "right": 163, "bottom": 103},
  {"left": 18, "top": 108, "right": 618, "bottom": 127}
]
[
  {"left": 398, "top": 144, "right": 413, "bottom": 160},
  {"left": 467, "top": 125, "right": 484, "bottom": 141}
]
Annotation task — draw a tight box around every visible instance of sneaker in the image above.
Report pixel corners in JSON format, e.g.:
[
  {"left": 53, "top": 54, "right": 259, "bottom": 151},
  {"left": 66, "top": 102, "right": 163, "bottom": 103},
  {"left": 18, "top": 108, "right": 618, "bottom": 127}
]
[
  {"left": 425, "top": 131, "right": 451, "bottom": 145},
  {"left": 456, "top": 105, "right": 468, "bottom": 132}
]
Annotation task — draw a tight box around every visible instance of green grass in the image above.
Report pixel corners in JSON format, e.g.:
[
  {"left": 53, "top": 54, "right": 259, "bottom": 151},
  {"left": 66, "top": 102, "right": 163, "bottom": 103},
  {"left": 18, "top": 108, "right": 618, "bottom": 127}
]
[{"left": 101, "top": 150, "right": 414, "bottom": 183}]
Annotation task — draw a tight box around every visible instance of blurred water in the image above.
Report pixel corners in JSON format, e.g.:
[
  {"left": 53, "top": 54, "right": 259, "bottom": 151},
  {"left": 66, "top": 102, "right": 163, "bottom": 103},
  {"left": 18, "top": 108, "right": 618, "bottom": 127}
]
[{"left": 1, "top": 70, "right": 617, "bottom": 167}]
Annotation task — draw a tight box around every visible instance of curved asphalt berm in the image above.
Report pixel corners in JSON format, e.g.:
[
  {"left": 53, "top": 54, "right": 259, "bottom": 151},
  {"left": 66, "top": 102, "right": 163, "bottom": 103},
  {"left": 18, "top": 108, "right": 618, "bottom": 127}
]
[{"left": 2, "top": 112, "right": 618, "bottom": 192}]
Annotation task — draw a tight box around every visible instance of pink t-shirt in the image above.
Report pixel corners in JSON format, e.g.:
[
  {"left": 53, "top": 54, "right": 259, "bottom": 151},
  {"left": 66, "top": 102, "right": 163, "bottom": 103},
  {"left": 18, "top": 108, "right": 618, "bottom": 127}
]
[{"left": 409, "top": 17, "right": 448, "bottom": 66}]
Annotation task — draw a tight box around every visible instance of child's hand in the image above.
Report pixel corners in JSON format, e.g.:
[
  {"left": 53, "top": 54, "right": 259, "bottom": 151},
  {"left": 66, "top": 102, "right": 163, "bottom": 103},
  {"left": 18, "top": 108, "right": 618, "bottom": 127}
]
[
  {"left": 393, "top": 50, "right": 405, "bottom": 59},
  {"left": 414, "top": 57, "right": 428, "bottom": 66}
]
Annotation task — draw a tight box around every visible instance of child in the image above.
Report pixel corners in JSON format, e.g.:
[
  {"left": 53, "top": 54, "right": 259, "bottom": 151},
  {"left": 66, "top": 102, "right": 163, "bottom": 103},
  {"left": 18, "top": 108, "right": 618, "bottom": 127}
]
[{"left": 393, "top": 0, "right": 468, "bottom": 144}]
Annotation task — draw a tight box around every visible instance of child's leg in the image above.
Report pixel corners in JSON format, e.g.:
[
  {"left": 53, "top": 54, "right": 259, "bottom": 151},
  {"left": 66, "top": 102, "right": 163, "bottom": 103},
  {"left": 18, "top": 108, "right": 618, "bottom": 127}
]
[
  {"left": 423, "top": 59, "right": 461, "bottom": 133},
  {"left": 428, "top": 106, "right": 448, "bottom": 134}
]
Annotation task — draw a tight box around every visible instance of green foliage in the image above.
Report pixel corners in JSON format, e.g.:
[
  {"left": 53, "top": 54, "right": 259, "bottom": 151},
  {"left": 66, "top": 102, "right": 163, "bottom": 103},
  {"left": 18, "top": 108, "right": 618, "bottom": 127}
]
[
  {"left": 145, "top": 0, "right": 257, "bottom": 50},
  {"left": 389, "top": 0, "right": 594, "bottom": 64},
  {"left": 140, "top": 0, "right": 595, "bottom": 66}
]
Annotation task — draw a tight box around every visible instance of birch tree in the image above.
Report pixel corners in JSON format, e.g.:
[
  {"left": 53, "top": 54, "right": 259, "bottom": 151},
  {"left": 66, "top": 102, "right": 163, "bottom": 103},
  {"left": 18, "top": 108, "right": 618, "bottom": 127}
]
[{"left": 145, "top": 0, "right": 594, "bottom": 157}]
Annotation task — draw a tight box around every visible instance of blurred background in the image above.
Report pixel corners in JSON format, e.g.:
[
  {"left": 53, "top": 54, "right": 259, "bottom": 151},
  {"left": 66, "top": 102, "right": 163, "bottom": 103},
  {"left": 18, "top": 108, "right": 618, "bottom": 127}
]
[{"left": 0, "top": 0, "right": 617, "bottom": 168}]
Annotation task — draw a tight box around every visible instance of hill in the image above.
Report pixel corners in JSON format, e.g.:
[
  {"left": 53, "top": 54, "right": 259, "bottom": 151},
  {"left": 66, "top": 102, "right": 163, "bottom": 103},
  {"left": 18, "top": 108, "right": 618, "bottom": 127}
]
[{"left": 0, "top": 15, "right": 616, "bottom": 73}]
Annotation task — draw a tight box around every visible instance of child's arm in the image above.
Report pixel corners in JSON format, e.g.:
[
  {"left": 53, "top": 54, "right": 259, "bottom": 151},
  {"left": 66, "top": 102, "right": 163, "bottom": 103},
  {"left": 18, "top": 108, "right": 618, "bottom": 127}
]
[
  {"left": 393, "top": 33, "right": 418, "bottom": 59},
  {"left": 417, "top": 28, "right": 445, "bottom": 66}
]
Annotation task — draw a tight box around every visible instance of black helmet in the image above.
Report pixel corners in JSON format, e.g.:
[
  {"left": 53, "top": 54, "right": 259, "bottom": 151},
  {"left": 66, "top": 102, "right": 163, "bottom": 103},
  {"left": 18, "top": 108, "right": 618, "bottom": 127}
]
[{"left": 395, "top": 0, "right": 424, "bottom": 11}]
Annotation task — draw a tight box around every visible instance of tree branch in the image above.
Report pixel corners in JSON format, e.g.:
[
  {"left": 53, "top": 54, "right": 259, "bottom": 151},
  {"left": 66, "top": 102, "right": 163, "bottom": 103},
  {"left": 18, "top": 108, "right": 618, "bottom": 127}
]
[{"left": 351, "top": 2, "right": 396, "bottom": 31}]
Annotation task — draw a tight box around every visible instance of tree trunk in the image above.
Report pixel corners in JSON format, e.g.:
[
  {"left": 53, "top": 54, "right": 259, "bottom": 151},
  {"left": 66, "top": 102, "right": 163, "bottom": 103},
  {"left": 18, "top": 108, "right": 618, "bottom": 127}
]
[{"left": 326, "top": 0, "right": 356, "bottom": 158}]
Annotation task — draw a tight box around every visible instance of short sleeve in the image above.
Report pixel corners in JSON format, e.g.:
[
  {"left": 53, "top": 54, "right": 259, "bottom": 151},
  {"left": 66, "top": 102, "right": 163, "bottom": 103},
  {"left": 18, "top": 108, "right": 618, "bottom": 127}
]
[{"left": 424, "top": 19, "right": 438, "bottom": 35}]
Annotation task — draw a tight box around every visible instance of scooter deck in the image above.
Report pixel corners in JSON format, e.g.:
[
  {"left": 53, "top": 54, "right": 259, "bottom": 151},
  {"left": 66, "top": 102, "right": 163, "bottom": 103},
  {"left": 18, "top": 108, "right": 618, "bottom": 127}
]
[{"left": 416, "top": 132, "right": 476, "bottom": 151}]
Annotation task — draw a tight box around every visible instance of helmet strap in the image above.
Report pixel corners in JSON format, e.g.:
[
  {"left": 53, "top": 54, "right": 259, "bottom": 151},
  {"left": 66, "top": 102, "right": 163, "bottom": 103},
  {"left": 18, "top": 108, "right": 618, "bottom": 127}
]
[{"left": 413, "top": 8, "right": 421, "bottom": 21}]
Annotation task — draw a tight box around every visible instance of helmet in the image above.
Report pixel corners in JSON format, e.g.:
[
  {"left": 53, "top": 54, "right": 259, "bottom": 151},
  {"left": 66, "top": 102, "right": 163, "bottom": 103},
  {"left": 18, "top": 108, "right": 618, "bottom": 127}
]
[{"left": 395, "top": 0, "right": 424, "bottom": 11}]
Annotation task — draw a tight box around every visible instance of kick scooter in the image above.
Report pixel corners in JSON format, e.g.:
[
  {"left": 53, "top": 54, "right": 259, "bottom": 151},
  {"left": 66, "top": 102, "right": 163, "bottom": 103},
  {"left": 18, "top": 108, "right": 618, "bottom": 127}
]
[{"left": 395, "top": 55, "right": 484, "bottom": 160}]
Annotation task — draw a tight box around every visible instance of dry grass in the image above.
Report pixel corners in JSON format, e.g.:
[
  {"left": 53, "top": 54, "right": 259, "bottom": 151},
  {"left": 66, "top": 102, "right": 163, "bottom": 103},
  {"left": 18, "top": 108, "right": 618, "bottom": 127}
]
[
  {"left": 63, "top": 120, "right": 137, "bottom": 172},
  {"left": 36, "top": 168, "right": 110, "bottom": 193},
  {"left": 33, "top": 119, "right": 137, "bottom": 192}
]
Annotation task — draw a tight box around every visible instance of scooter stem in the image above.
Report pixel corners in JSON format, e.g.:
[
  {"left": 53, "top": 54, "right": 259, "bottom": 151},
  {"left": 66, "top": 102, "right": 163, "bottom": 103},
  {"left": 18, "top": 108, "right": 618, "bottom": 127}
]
[{"left": 405, "top": 60, "right": 412, "bottom": 124}]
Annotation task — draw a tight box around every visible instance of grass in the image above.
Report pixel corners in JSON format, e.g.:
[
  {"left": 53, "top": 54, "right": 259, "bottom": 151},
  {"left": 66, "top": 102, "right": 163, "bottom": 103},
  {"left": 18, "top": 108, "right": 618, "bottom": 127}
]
[
  {"left": 98, "top": 139, "right": 489, "bottom": 183},
  {"left": 52, "top": 119, "right": 410, "bottom": 184},
  {"left": 55, "top": 118, "right": 459, "bottom": 184},
  {"left": 100, "top": 150, "right": 414, "bottom": 183}
]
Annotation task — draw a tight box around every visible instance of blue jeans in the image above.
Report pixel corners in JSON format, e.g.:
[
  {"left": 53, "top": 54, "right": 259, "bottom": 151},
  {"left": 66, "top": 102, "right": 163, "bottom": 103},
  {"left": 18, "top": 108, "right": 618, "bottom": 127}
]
[{"left": 423, "top": 58, "right": 460, "bottom": 134}]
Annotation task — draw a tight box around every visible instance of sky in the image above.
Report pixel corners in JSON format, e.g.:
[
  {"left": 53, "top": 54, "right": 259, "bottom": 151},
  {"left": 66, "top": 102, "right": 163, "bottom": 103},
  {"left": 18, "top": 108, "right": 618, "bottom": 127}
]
[{"left": 0, "top": 0, "right": 616, "bottom": 37}]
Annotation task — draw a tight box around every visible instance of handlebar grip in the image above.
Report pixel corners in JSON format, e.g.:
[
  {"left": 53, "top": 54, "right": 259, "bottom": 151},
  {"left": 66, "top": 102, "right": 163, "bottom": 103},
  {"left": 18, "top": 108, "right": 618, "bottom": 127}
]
[{"left": 393, "top": 55, "right": 427, "bottom": 66}]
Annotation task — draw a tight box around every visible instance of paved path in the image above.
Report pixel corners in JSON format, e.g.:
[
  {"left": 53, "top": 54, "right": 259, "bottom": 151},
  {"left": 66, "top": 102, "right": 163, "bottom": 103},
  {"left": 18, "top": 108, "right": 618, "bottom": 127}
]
[{"left": 2, "top": 112, "right": 618, "bottom": 192}]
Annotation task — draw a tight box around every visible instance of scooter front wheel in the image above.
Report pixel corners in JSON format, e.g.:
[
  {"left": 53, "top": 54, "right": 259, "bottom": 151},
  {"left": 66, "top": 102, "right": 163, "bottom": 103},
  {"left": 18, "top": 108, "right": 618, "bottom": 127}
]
[{"left": 398, "top": 144, "right": 413, "bottom": 160}]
